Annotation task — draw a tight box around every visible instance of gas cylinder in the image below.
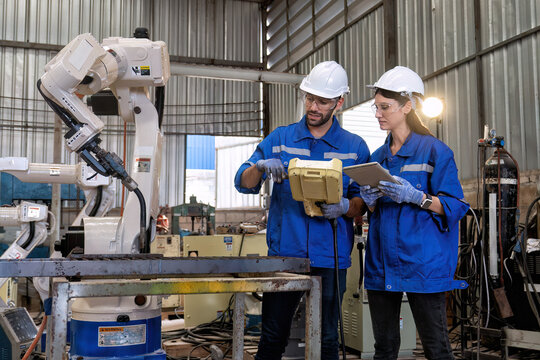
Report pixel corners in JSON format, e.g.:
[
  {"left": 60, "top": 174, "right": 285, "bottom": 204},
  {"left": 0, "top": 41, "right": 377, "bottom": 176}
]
[{"left": 483, "top": 149, "right": 518, "bottom": 280}]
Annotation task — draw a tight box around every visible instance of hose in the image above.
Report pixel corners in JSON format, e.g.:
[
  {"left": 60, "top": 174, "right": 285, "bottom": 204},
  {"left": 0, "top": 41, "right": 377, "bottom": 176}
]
[
  {"left": 89, "top": 186, "right": 103, "bottom": 217},
  {"left": 20, "top": 221, "right": 36, "bottom": 249},
  {"left": 331, "top": 218, "right": 346, "bottom": 360},
  {"left": 134, "top": 188, "right": 149, "bottom": 253},
  {"left": 22, "top": 315, "right": 47, "bottom": 360},
  {"left": 155, "top": 86, "right": 165, "bottom": 128},
  {"left": 358, "top": 242, "right": 364, "bottom": 290}
]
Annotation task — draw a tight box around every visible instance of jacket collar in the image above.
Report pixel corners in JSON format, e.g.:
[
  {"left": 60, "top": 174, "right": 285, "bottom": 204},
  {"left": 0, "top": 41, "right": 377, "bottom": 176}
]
[
  {"left": 293, "top": 115, "right": 341, "bottom": 149},
  {"left": 382, "top": 131, "right": 419, "bottom": 159}
]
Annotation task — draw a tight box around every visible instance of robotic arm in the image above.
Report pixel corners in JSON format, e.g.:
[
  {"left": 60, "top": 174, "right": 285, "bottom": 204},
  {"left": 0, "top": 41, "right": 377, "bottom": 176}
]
[
  {"left": 0, "top": 202, "right": 48, "bottom": 290},
  {"left": 38, "top": 33, "right": 168, "bottom": 189},
  {"left": 0, "top": 157, "right": 114, "bottom": 225},
  {"left": 38, "top": 33, "right": 170, "bottom": 253}
]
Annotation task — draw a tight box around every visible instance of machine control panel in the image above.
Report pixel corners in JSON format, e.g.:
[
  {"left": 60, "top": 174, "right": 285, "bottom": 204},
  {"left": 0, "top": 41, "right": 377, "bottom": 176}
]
[{"left": 0, "top": 307, "right": 38, "bottom": 358}]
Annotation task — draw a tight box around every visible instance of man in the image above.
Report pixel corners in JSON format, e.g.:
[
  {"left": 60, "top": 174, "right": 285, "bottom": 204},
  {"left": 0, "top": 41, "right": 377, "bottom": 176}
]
[{"left": 234, "top": 61, "right": 370, "bottom": 359}]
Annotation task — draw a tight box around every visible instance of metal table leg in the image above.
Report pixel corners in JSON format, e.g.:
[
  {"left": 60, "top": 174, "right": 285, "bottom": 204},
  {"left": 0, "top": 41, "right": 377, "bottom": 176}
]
[
  {"left": 233, "top": 292, "right": 246, "bottom": 359},
  {"left": 46, "top": 281, "right": 69, "bottom": 360},
  {"left": 306, "top": 275, "right": 322, "bottom": 360}
]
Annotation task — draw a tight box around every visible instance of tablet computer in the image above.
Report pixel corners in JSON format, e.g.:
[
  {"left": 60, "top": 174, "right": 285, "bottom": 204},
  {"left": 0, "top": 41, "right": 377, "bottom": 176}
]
[{"left": 343, "top": 162, "right": 399, "bottom": 187}]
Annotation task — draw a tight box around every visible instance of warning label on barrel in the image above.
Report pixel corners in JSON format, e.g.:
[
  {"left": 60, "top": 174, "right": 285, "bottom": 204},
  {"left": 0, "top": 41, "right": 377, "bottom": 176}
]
[{"left": 98, "top": 324, "right": 146, "bottom": 346}]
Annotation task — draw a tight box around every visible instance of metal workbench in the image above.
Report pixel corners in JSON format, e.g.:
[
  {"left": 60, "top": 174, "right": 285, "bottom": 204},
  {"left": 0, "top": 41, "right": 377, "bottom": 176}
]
[{"left": 0, "top": 256, "right": 321, "bottom": 360}]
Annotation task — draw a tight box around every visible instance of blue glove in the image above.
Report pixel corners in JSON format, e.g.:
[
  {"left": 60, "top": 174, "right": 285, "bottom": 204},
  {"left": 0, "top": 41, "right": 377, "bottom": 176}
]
[
  {"left": 320, "top": 197, "right": 350, "bottom": 219},
  {"left": 378, "top": 176, "right": 423, "bottom": 205},
  {"left": 256, "top": 158, "right": 286, "bottom": 183},
  {"left": 358, "top": 185, "right": 383, "bottom": 208}
]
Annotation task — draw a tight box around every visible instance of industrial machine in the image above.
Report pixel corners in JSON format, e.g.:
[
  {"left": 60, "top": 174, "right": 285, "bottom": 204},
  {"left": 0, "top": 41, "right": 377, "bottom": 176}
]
[
  {"left": 0, "top": 201, "right": 48, "bottom": 310},
  {"left": 456, "top": 127, "right": 540, "bottom": 357},
  {"left": 0, "top": 307, "right": 38, "bottom": 359},
  {"left": 150, "top": 235, "right": 182, "bottom": 308},
  {"left": 342, "top": 230, "right": 416, "bottom": 358},
  {"left": 182, "top": 234, "right": 267, "bottom": 327},
  {"left": 0, "top": 202, "right": 49, "bottom": 294},
  {"left": 171, "top": 195, "right": 215, "bottom": 235},
  {"left": 37, "top": 31, "right": 170, "bottom": 359}
]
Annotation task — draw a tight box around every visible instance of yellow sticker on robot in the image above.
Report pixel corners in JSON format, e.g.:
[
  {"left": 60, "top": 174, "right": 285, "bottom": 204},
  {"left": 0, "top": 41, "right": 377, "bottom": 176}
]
[{"left": 140, "top": 66, "right": 150, "bottom": 76}]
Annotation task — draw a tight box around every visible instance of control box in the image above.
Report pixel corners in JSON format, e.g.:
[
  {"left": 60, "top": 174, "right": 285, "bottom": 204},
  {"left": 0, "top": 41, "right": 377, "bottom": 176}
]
[{"left": 0, "top": 307, "right": 38, "bottom": 359}]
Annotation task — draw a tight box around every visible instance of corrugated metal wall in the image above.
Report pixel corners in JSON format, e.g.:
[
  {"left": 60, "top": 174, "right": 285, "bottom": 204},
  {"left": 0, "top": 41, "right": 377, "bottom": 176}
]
[
  {"left": 0, "top": 0, "right": 151, "bottom": 43},
  {"left": 266, "top": 0, "right": 382, "bottom": 71},
  {"left": 0, "top": 0, "right": 263, "bottom": 209},
  {"left": 155, "top": 0, "right": 263, "bottom": 138},
  {"left": 266, "top": 0, "right": 540, "bottom": 180},
  {"left": 162, "top": 76, "right": 262, "bottom": 137},
  {"left": 215, "top": 137, "right": 261, "bottom": 209}
]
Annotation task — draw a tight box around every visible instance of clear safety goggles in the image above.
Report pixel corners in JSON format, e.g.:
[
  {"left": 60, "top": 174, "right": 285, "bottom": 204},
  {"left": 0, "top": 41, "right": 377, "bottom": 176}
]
[
  {"left": 304, "top": 94, "right": 339, "bottom": 111},
  {"left": 371, "top": 101, "right": 403, "bottom": 115}
]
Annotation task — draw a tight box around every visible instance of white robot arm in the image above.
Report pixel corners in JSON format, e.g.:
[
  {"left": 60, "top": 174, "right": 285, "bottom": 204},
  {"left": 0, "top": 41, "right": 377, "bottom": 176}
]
[
  {"left": 39, "top": 32, "right": 170, "bottom": 253},
  {"left": 0, "top": 157, "right": 114, "bottom": 226},
  {"left": 0, "top": 202, "right": 48, "bottom": 289},
  {"left": 38, "top": 33, "right": 169, "bottom": 184}
]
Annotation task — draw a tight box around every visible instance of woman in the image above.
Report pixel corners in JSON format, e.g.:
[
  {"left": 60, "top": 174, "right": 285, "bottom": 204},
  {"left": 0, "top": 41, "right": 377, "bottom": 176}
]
[{"left": 358, "top": 66, "right": 469, "bottom": 360}]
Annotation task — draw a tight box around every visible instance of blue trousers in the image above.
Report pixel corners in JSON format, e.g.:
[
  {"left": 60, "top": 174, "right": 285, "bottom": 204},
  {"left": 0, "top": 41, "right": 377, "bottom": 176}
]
[
  {"left": 255, "top": 267, "right": 347, "bottom": 360},
  {"left": 367, "top": 290, "right": 454, "bottom": 360}
]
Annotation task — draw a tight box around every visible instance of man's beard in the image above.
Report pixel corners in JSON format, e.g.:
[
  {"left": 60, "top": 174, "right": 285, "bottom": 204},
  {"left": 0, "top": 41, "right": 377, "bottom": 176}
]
[{"left": 306, "top": 110, "right": 333, "bottom": 127}]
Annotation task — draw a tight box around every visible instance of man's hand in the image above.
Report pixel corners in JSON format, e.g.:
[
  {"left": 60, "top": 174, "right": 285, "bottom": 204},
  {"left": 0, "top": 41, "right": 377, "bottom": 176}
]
[
  {"left": 320, "top": 197, "right": 350, "bottom": 219},
  {"left": 256, "top": 159, "right": 287, "bottom": 183},
  {"left": 378, "top": 176, "right": 423, "bottom": 205},
  {"left": 358, "top": 185, "right": 383, "bottom": 208}
]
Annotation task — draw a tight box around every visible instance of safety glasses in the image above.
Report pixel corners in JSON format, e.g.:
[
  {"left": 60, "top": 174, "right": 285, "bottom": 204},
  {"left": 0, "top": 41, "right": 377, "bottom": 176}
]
[
  {"left": 371, "top": 101, "right": 402, "bottom": 115},
  {"left": 305, "top": 94, "right": 338, "bottom": 110}
]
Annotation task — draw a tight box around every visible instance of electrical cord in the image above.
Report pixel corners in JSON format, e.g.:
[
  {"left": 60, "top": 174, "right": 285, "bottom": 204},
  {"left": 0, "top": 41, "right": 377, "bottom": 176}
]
[
  {"left": 20, "top": 221, "right": 35, "bottom": 249},
  {"left": 89, "top": 185, "right": 103, "bottom": 217},
  {"left": 134, "top": 188, "right": 149, "bottom": 253},
  {"left": 330, "top": 218, "right": 346, "bottom": 360},
  {"left": 162, "top": 295, "right": 260, "bottom": 359}
]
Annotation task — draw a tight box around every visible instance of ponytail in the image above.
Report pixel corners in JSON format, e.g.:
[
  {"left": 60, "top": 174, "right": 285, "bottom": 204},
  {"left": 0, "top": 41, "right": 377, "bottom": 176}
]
[{"left": 406, "top": 110, "right": 433, "bottom": 136}]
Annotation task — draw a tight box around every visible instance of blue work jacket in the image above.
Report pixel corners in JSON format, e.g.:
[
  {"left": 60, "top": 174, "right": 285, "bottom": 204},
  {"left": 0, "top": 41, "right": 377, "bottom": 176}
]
[
  {"left": 234, "top": 116, "right": 370, "bottom": 269},
  {"left": 364, "top": 132, "right": 469, "bottom": 293}
]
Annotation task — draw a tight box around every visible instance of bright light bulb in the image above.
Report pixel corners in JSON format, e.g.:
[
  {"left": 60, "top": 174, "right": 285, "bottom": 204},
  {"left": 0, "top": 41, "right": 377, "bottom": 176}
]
[{"left": 422, "top": 97, "right": 444, "bottom": 118}]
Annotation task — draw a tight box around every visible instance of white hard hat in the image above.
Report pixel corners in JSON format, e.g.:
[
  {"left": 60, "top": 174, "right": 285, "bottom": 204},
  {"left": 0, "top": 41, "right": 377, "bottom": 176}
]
[
  {"left": 300, "top": 61, "right": 350, "bottom": 98},
  {"left": 367, "top": 66, "right": 424, "bottom": 97}
]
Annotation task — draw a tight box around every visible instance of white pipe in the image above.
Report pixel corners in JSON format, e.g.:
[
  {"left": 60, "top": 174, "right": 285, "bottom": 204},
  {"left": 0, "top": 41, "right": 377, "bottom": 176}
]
[
  {"left": 489, "top": 193, "right": 498, "bottom": 278},
  {"left": 170, "top": 62, "right": 305, "bottom": 84}
]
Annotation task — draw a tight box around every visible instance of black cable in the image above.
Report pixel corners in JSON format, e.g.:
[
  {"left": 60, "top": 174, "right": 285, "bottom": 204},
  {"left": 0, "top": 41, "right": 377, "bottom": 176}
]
[
  {"left": 134, "top": 188, "right": 149, "bottom": 253},
  {"left": 88, "top": 186, "right": 103, "bottom": 217},
  {"left": 37, "top": 79, "right": 80, "bottom": 130},
  {"left": 155, "top": 86, "right": 165, "bottom": 128},
  {"left": 358, "top": 242, "right": 364, "bottom": 289},
  {"left": 20, "top": 221, "right": 35, "bottom": 249},
  {"left": 331, "top": 218, "right": 346, "bottom": 360},
  {"left": 238, "top": 233, "right": 246, "bottom": 256}
]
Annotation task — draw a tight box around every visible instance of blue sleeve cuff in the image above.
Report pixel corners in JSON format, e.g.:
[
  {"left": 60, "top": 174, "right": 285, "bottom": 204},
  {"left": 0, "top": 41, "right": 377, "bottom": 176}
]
[
  {"left": 431, "top": 195, "right": 469, "bottom": 232},
  {"left": 234, "top": 162, "right": 263, "bottom": 194}
]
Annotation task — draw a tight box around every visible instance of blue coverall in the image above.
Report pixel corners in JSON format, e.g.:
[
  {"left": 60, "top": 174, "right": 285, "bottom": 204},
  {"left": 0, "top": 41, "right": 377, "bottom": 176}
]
[
  {"left": 235, "top": 115, "right": 370, "bottom": 359},
  {"left": 365, "top": 132, "right": 469, "bottom": 360}
]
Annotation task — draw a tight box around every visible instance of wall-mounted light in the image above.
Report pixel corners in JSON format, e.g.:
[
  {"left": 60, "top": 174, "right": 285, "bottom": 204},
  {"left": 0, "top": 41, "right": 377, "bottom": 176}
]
[
  {"left": 422, "top": 97, "right": 444, "bottom": 118},
  {"left": 421, "top": 97, "right": 444, "bottom": 139}
]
